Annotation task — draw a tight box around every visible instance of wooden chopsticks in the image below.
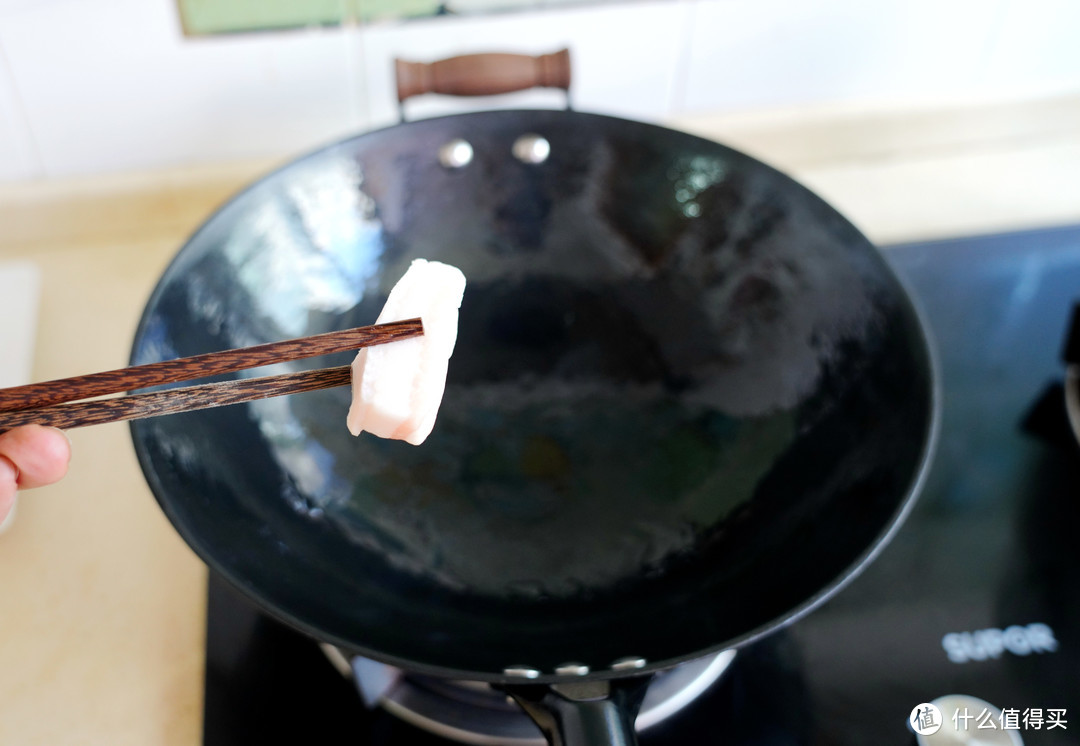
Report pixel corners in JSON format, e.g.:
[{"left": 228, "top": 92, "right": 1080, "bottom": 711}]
[{"left": 0, "top": 319, "right": 423, "bottom": 432}]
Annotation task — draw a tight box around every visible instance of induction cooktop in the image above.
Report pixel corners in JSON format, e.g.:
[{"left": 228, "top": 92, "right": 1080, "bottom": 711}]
[{"left": 202, "top": 224, "right": 1080, "bottom": 745}]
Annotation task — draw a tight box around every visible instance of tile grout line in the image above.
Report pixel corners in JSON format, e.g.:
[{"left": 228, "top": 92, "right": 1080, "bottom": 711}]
[
  {"left": 666, "top": 0, "right": 698, "bottom": 117},
  {"left": 0, "top": 38, "right": 45, "bottom": 180},
  {"left": 972, "top": 0, "right": 1013, "bottom": 92},
  {"left": 349, "top": 0, "right": 376, "bottom": 132},
  {"left": 342, "top": 0, "right": 364, "bottom": 132}
]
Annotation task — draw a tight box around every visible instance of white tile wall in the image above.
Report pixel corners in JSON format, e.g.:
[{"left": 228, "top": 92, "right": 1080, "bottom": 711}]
[
  {"left": 357, "top": 0, "right": 691, "bottom": 129},
  {"left": 981, "top": 0, "right": 1080, "bottom": 95},
  {"left": 0, "top": 0, "right": 358, "bottom": 178},
  {"left": 0, "top": 0, "right": 1078, "bottom": 183},
  {"left": 0, "top": 43, "right": 40, "bottom": 181},
  {"left": 678, "top": 0, "right": 1010, "bottom": 113}
]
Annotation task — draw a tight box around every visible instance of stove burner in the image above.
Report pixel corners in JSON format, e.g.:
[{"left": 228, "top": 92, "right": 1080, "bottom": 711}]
[{"left": 321, "top": 647, "right": 736, "bottom": 744}]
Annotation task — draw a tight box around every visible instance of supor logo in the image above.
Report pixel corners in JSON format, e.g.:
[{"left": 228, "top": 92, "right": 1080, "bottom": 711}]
[
  {"left": 942, "top": 623, "right": 1058, "bottom": 664},
  {"left": 910, "top": 703, "right": 943, "bottom": 735}
]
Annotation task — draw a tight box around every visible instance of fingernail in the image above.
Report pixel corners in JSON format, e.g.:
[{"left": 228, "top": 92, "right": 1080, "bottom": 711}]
[
  {"left": 46, "top": 426, "right": 71, "bottom": 446},
  {"left": 45, "top": 427, "right": 73, "bottom": 462},
  {"left": 0, "top": 497, "right": 17, "bottom": 534},
  {"left": 0, "top": 454, "right": 18, "bottom": 485}
]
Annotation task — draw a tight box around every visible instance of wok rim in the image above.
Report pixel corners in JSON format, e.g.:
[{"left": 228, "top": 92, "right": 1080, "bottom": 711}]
[{"left": 129, "top": 107, "right": 942, "bottom": 685}]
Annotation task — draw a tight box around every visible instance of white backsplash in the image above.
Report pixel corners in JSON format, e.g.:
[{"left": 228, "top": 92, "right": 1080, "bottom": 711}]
[
  {"left": 982, "top": 0, "right": 1080, "bottom": 91},
  {"left": 0, "top": 0, "right": 1078, "bottom": 182},
  {"left": 0, "top": 0, "right": 358, "bottom": 179},
  {"left": 0, "top": 44, "right": 38, "bottom": 183},
  {"left": 682, "top": 0, "right": 1009, "bottom": 112}
]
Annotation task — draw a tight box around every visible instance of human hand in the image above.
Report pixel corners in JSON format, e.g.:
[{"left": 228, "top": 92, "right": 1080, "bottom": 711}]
[{"left": 0, "top": 425, "right": 72, "bottom": 526}]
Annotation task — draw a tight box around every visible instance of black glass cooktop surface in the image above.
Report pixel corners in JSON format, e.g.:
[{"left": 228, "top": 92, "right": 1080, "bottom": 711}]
[{"left": 204, "top": 224, "right": 1080, "bottom": 745}]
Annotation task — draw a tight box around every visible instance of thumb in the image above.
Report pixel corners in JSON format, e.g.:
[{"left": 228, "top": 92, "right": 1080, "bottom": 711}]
[{"left": 0, "top": 455, "right": 18, "bottom": 526}]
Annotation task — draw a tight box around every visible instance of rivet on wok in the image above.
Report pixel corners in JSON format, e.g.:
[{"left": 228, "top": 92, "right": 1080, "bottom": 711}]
[
  {"left": 512, "top": 134, "right": 550, "bottom": 164},
  {"left": 438, "top": 139, "right": 474, "bottom": 169},
  {"left": 554, "top": 662, "right": 590, "bottom": 676},
  {"left": 504, "top": 666, "right": 541, "bottom": 679},
  {"left": 611, "top": 657, "right": 647, "bottom": 671}
]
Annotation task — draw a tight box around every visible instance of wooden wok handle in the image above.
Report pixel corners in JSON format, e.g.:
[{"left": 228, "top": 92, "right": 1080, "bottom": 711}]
[{"left": 395, "top": 49, "right": 571, "bottom": 103}]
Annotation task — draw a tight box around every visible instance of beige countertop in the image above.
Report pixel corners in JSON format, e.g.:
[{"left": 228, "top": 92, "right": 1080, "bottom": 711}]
[{"left": 1, "top": 92, "right": 1078, "bottom": 745}]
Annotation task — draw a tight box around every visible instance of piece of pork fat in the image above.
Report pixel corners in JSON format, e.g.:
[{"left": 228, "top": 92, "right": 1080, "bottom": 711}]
[{"left": 346, "top": 259, "right": 466, "bottom": 445}]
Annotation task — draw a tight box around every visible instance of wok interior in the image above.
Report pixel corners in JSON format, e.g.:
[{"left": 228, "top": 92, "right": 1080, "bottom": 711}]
[{"left": 131, "top": 111, "right": 934, "bottom": 679}]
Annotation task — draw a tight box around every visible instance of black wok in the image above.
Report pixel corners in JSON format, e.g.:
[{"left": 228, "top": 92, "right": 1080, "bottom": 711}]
[{"left": 130, "top": 107, "right": 936, "bottom": 744}]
